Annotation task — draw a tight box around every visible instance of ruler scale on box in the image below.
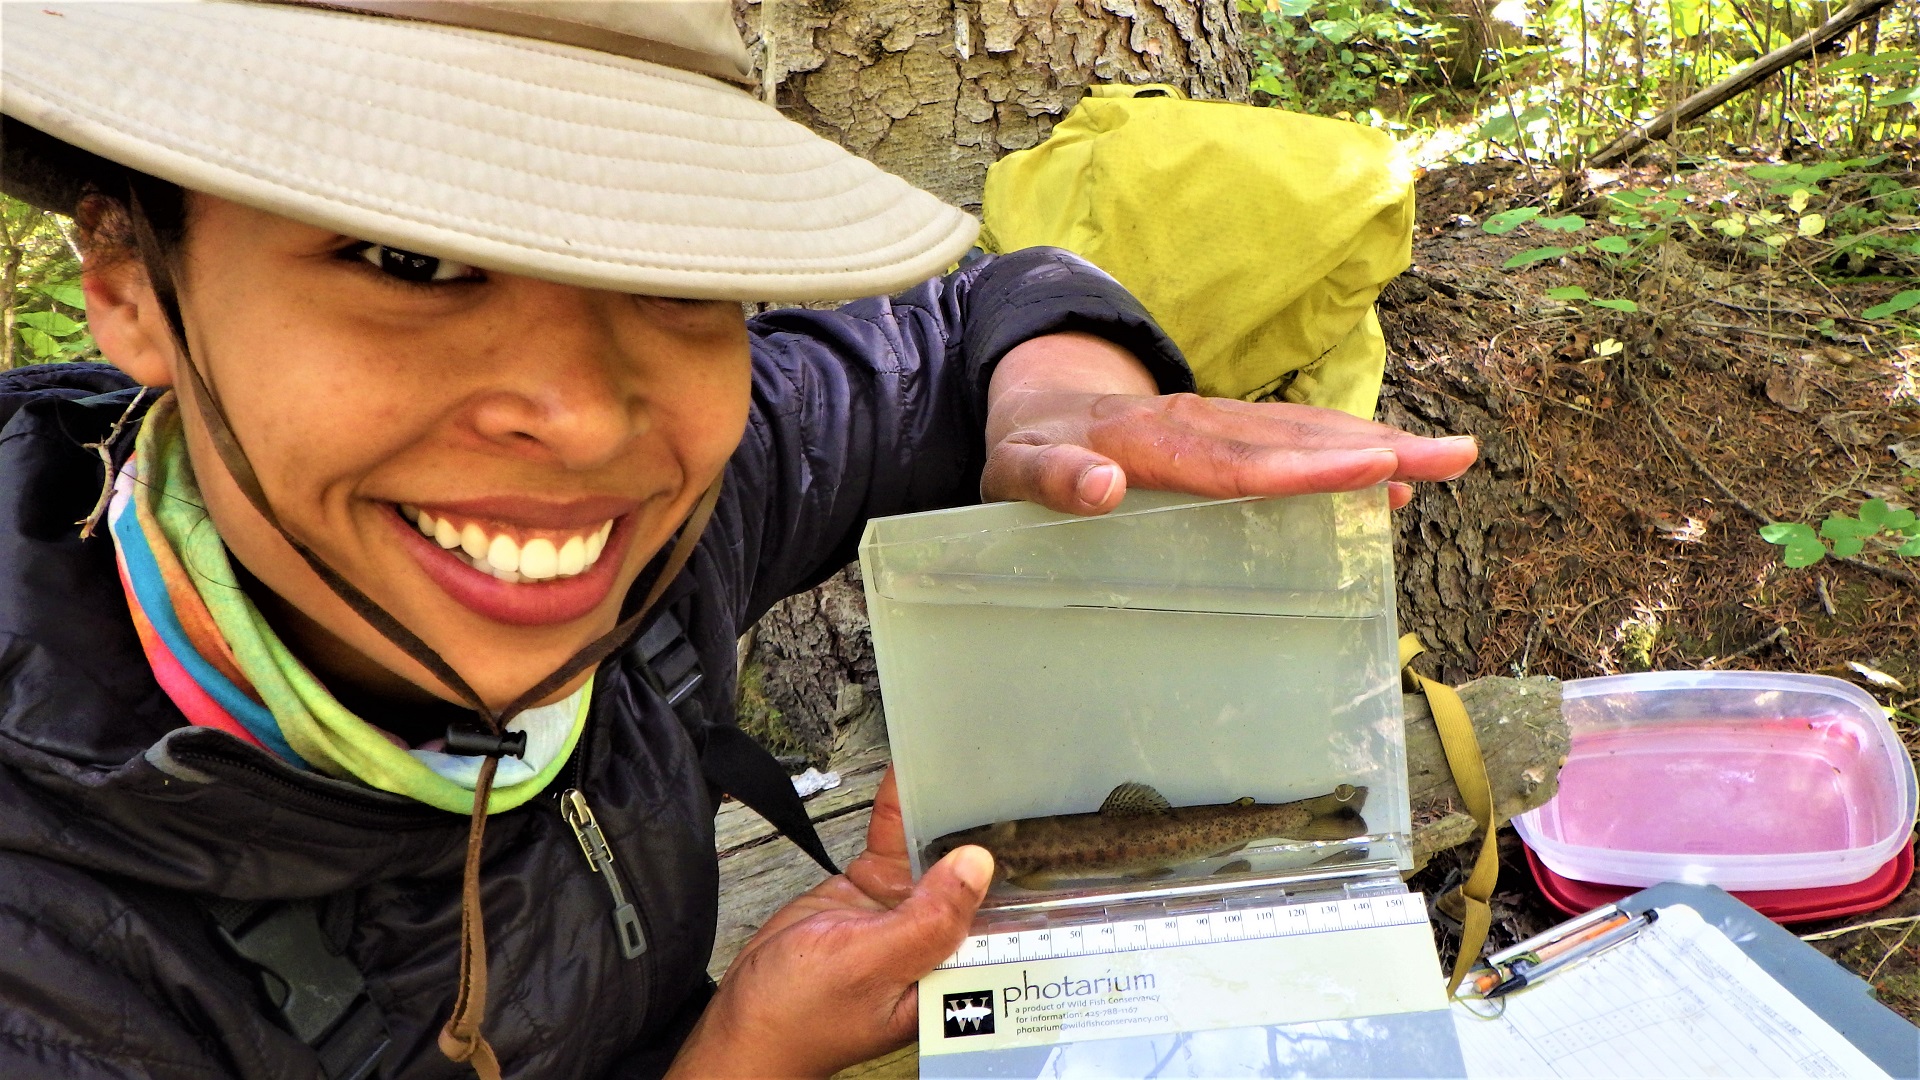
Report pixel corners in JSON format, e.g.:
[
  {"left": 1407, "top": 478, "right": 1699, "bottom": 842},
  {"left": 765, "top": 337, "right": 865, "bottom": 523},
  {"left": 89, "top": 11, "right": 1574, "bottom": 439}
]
[
  {"left": 939, "top": 891, "right": 1426, "bottom": 970},
  {"left": 918, "top": 887, "right": 1464, "bottom": 1075}
]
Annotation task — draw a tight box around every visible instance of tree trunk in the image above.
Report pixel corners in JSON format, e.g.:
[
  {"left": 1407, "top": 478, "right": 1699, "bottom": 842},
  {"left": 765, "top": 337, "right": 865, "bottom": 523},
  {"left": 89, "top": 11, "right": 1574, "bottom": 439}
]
[
  {"left": 736, "top": 0, "right": 1249, "bottom": 212},
  {"left": 735, "top": 0, "right": 1252, "bottom": 756}
]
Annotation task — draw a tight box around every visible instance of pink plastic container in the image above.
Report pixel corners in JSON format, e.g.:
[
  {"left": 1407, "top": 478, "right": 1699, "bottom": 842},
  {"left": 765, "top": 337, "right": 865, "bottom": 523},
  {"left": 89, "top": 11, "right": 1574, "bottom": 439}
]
[{"left": 1514, "top": 671, "right": 1918, "bottom": 891}]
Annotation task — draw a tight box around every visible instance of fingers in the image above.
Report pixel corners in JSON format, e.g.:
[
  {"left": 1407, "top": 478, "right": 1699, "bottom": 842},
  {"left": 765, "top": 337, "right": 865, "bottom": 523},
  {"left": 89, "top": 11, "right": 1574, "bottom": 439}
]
[
  {"left": 1091, "top": 395, "right": 1478, "bottom": 488},
  {"left": 981, "top": 436, "right": 1128, "bottom": 513},
  {"left": 985, "top": 392, "right": 1478, "bottom": 512}
]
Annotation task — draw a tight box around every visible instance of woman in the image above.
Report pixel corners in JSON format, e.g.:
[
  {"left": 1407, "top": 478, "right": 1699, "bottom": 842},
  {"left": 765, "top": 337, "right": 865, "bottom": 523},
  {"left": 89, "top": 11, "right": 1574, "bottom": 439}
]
[{"left": 0, "top": 3, "right": 1477, "bottom": 1078}]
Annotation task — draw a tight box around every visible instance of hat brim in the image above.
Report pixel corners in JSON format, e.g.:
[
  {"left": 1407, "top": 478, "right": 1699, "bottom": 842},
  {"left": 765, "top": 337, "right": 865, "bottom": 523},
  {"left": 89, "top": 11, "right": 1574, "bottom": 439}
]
[{"left": 1, "top": 1, "right": 978, "bottom": 301}]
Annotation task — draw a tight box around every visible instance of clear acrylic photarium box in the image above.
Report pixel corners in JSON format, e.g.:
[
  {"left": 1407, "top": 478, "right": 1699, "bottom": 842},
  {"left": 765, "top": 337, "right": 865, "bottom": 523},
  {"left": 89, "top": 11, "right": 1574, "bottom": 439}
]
[{"left": 859, "top": 487, "right": 1411, "bottom": 911}]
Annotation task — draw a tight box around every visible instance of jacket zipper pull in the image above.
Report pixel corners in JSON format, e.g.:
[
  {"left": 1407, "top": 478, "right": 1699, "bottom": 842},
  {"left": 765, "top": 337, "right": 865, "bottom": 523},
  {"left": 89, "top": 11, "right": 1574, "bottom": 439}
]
[{"left": 561, "top": 788, "right": 647, "bottom": 960}]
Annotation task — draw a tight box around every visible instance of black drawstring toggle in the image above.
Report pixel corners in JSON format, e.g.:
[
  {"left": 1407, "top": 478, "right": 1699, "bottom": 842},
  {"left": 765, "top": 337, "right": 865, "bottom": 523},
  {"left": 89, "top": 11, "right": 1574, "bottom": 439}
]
[{"left": 445, "top": 726, "right": 528, "bottom": 759}]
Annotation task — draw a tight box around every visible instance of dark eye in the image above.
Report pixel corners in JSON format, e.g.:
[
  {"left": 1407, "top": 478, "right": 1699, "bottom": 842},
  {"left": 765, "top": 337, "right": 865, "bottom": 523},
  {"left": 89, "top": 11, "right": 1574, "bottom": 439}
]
[{"left": 351, "top": 242, "right": 481, "bottom": 284}]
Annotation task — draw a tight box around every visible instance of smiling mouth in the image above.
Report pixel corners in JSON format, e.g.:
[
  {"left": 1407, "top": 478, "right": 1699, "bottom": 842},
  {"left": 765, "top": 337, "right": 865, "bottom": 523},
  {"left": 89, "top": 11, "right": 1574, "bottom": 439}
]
[{"left": 400, "top": 504, "right": 615, "bottom": 584}]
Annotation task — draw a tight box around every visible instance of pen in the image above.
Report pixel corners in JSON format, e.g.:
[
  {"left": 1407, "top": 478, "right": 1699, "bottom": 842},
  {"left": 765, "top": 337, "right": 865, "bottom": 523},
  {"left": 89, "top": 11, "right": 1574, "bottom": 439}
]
[
  {"left": 1468, "top": 912, "right": 1633, "bottom": 995},
  {"left": 1486, "top": 903, "right": 1622, "bottom": 969},
  {"left": 1485, "top": 910, "right": 1659, "bottom": 998}
]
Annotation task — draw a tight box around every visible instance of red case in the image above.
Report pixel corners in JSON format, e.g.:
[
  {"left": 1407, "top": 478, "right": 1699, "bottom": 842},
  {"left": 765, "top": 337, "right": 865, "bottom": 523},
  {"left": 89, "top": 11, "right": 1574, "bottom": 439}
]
[{"left": 1524, "top": 837, "right": 1915, "bottom": 925}]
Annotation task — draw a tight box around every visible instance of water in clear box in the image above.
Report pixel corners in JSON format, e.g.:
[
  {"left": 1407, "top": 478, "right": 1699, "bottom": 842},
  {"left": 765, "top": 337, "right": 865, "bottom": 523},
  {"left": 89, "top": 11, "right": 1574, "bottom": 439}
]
[{"left": 862, "top": 490, "right": 1411, "bottom": 902}]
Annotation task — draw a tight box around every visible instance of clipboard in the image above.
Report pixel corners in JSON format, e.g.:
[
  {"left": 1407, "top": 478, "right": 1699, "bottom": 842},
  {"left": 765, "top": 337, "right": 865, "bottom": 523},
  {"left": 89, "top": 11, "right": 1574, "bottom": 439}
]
[
  {"left": 1456, "top": 882, "right": 1919, "bottom": 1080},
  {"left": 1619, "top": 883, "right": 1918, "bottom": 1079}
]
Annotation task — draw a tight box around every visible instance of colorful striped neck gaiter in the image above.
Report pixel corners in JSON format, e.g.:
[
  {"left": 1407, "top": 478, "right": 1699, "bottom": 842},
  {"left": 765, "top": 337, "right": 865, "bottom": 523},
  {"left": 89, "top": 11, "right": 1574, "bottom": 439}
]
[{"left": 107, "top": 394, "right": 588, "bottom": 815}]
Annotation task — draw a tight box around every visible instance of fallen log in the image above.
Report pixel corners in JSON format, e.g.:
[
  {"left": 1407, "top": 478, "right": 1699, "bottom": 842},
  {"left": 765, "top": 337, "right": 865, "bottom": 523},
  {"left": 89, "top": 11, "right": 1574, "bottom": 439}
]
[
  {"left": 712, "top": 676, "right": 1569, "bottom": 979},
  {"left": 1591, "top": 0, "right": 1901, "bottom": 167}
]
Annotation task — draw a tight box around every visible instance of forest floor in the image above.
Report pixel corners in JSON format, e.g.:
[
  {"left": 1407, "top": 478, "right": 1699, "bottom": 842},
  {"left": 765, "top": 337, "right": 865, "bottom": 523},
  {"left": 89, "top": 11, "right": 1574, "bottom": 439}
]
[{"left": 1394, "top": 155, "right": 1920, "bottom": 1021}]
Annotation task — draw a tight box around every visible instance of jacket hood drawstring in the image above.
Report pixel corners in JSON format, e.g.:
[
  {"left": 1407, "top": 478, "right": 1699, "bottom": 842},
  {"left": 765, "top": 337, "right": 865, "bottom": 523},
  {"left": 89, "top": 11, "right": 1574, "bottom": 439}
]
[{"left": 125, "top": 191, "right": 723, "bottom": 1078}]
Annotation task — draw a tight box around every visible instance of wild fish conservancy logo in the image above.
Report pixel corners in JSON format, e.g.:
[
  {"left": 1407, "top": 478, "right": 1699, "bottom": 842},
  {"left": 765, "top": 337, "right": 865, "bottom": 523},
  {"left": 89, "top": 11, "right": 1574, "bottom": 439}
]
[{"left": 941, "top": 990, "right": 995, "bottom": 1038}]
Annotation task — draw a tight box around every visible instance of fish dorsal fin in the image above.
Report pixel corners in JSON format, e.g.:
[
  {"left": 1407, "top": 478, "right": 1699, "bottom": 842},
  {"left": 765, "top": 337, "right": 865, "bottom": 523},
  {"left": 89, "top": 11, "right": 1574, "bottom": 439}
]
[{"left": 1100, "top": 782, "right": 1172, "bottom": 818}]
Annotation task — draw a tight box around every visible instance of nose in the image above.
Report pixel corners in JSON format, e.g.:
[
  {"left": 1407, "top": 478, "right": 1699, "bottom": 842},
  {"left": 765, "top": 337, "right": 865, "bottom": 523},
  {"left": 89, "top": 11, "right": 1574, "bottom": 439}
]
[{"left": 463, "top": 282, "right": 644, "bottom": 470}]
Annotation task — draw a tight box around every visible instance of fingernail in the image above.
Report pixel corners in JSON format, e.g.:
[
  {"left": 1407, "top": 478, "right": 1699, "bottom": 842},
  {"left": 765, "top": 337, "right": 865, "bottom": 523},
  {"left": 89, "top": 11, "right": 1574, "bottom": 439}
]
[
  {"left": 1442, "top": 436, "right": 1479, "bottom": 449},
  {"left": 951, "top": 846, "right": 994, "bottom": 893},
  {"left": 1077, "top": 464, "right": 1121, "bottom": 506}
]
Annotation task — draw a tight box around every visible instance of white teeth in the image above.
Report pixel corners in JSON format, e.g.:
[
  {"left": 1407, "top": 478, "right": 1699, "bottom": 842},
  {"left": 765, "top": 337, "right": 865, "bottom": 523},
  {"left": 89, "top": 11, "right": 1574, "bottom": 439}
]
[
  {"left": 519, "top": 538, "right": 558, "bottom": 580},
  {"left": 557, "top": 535, "right": 585, "bottom": 577},
  {"left": 486, "top": 533, "right": 521, "bottom": 574},
  {"left": 460, "top": 523, "right": 489, "bottom": 561},
  {"left": 411, "top": 509, "right": 616, "bottom": 582}
]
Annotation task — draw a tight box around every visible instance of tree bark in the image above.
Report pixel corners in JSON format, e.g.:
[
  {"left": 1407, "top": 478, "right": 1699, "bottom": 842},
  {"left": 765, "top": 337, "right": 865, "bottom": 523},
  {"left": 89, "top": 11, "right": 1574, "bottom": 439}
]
[
  {"left": 735, "top": 0, "right": 1253, "bottom": 755},
  {"left": 735, "top": 0, "right": 1249, "bottom": 212}
]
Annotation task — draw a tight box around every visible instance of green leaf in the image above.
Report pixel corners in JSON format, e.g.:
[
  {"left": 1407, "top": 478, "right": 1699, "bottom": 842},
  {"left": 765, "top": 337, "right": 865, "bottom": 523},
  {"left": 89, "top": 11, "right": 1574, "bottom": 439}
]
[
  {"left": 34, "top": 282, "right": 85, "bottom": 310},
  {"left": 1880, "top": 86, "right": 1920, "bottom": 107},
  {"left": 1898, "top": 537, "right": 1920, "bottom": 558},
  {"left": 15, "top": 310, "right": 82, "bottom": 337},
  {"left": 17, "top": 327, "right": 61, "bottom": 359},
  {"left": 1784, "top": 536, "right": 1828, "bottom": 567},
  {"left": 1747, "top": 164, "right": 1801, "bottom": 181},
  {"left": 1821, "top": 514, "right": 1877, "bottom": 540},
  {"left": 1504, "top": 246, "right": 1569, "bottom": 268},
  {"left": 1482, "top": 207, "right": 1541, "bottom": 234},
  {"left": 1545, "top": 286, "right": 1590, "bottom": 300},
  {"left": 1858, "top": 499, "right": 1893, "bottom": 527},
  {"left": 1589, "top": 298, "right": 1640, "bottom": 312},
  {"left": 1883, "top": 508, "right": 1918, "bottom": 530},
  {"left": 1760, "top": 522, "right": 1818, "bottom": 546},
  {"left": 1831, "top": 536, "right": 1865, "bottom": 558},
  {"left": 1862, "top": 289, "right": 1920, "bottom": 320},
  {"left": 1606, "top": 191, "right": 1649, "bottom": 207},
  {"left": 1536, "top": 215, "right": 1587, "bottom": 232},
  {"left": 1591, "top": 235, "right": 1634, "bottom": 254}
]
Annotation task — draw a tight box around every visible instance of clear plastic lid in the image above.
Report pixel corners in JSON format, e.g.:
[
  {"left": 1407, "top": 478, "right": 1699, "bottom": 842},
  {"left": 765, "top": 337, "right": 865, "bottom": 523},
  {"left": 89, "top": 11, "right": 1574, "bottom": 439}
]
[
  {"left": 860, "top": 489, "right": 1410, "bottom": 908},
  {"left": 1514, "top": 671, "right": 1919, "bottom": 891}
]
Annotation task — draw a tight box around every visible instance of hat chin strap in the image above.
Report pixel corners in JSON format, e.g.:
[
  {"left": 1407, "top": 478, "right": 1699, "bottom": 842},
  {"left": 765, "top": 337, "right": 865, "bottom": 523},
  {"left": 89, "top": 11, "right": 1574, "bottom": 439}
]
[{"left": 126, "top": 191, "right": 723, "bottom": 1079}]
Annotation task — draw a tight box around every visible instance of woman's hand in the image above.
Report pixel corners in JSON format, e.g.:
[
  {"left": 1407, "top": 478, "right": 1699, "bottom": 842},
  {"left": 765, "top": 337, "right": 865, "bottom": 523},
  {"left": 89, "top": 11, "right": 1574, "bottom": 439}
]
[
  {"left": 983, "top": 332, "right": 1479, "bottom": 514},
  {"left": 667, "top": 772, "right": 991, "bottom": 1079}
]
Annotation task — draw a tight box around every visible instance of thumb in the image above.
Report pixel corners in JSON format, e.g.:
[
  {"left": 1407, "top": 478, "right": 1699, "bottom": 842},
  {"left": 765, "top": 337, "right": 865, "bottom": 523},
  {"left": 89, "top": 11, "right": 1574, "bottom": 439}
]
[{"left": 857, "top": 845, "right": 994, "bottom": 1037}]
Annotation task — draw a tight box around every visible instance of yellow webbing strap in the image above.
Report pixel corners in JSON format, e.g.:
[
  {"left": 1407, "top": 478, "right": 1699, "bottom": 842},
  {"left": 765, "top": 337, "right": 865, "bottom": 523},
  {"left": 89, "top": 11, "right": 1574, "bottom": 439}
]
[{"left": 1399, "top": 634, "right": 1498, "bottom": 995}]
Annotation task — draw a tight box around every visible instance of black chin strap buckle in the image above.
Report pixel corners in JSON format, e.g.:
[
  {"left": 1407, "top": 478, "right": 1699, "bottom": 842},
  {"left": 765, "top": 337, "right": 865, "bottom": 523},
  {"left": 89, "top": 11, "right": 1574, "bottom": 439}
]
[{"left": 444, "top": 726, "right": 528, "bottom": 759}]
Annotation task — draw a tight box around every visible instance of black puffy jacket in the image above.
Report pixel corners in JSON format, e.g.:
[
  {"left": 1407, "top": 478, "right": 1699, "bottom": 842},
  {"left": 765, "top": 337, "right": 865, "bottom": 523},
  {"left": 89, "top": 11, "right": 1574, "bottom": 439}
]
[{"left": 0, "top": 250, "right": 1188, "bottom": 1079}]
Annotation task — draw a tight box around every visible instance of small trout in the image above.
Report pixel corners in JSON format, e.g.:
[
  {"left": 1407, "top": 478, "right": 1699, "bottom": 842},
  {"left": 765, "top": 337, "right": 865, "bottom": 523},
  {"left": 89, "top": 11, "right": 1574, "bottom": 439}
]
[{"left": 925, "top": 781, "right": 1369, "bottom": 890}]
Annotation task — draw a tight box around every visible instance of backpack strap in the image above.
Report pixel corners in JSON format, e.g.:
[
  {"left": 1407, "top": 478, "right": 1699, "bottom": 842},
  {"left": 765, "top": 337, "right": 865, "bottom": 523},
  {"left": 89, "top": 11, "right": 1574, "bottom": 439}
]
[
  {"left": 201, "top": 897, "right": 390, "bottom": 1080},
  {"left": 635, "top": 604, "right": 840, "bottom": 878}
]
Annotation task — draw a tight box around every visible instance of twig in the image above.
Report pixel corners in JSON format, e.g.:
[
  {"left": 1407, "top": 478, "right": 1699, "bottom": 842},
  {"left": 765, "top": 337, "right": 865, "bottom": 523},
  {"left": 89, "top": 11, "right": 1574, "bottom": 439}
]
[
  {"left": 1817, "top": 576, "right": 1837, "bottom": 616},
  {"left": 1703, "top": 626, "right": 1787, "bottom": 668},
  {"left": 1703, "top": 295, "right": 1871, "bottom": 326},
  {"left": 1866, "top": 919, "right": 1920, "bottom": 983},
  {"left": 1802, "top": 914, "right": 1920, "bottom": 942},
  {"left": 1687, "top": 319, "right": 1822, "bottom": 343},
  {"left": 74, "top": 387, "right": 148, "bottom": 540}
]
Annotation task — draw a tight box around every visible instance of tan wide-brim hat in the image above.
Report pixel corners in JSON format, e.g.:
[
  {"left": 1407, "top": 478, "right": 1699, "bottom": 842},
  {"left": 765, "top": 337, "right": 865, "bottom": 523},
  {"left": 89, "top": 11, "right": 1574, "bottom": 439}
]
[{"left": 0, "top": 0, "right": 979, "bottom": 301}]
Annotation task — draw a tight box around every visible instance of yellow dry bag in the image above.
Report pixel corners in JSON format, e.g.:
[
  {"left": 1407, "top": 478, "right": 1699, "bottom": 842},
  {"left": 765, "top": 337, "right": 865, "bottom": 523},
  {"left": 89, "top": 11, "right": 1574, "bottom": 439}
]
[{"left": 980, "top": 85, "right": 1415, "bottom": 419}]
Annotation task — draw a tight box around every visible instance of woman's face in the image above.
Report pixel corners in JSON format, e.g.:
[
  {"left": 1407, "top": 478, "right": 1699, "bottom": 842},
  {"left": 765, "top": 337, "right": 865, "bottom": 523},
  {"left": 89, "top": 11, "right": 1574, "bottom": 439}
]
[{"left": 90, "top": 194, "right": 751, "bottom": 709}]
